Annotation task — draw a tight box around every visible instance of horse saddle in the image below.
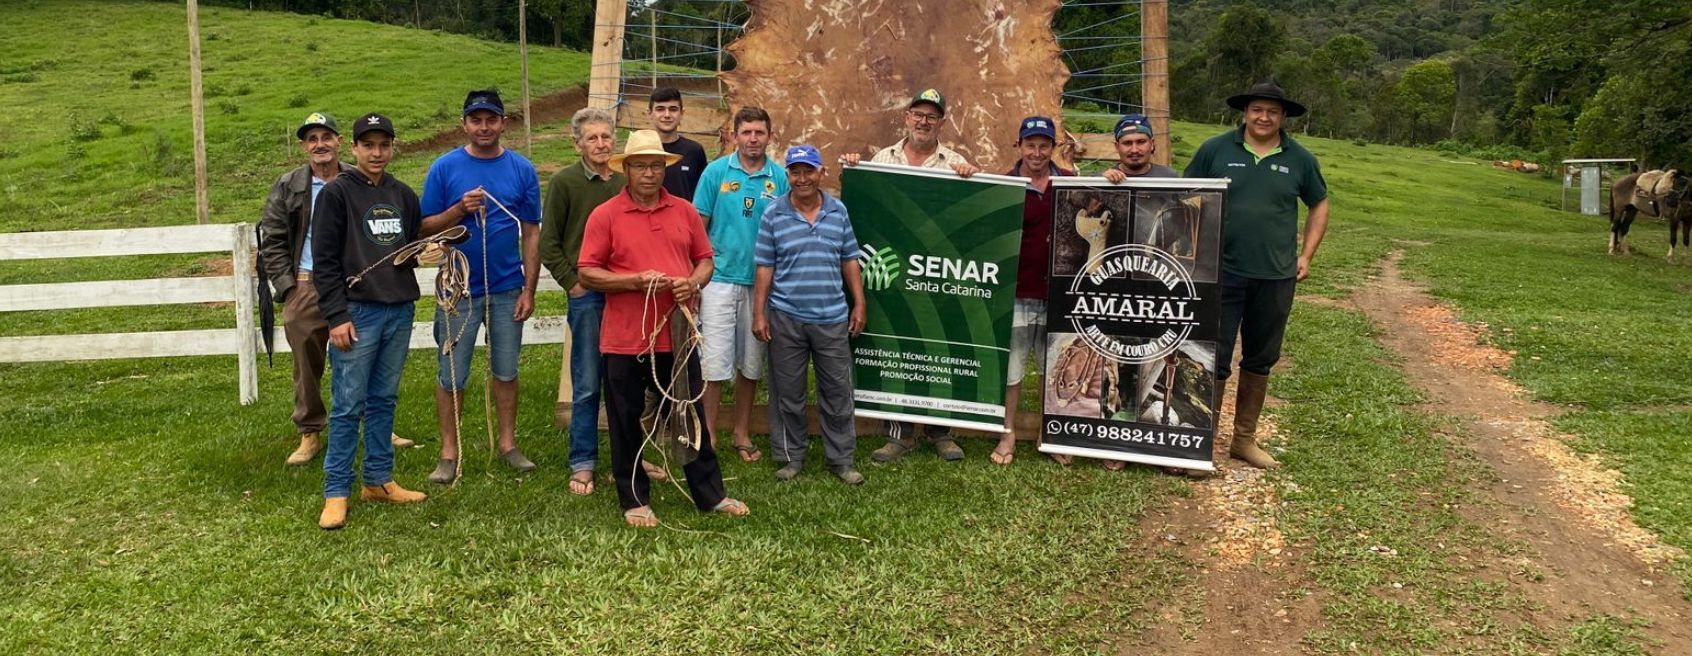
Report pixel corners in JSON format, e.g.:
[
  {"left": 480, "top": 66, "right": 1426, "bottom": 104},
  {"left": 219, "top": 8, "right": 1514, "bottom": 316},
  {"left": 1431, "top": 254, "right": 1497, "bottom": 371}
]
[{"left": 1632, "top": 169, "right": 1682, "bottom": 213}]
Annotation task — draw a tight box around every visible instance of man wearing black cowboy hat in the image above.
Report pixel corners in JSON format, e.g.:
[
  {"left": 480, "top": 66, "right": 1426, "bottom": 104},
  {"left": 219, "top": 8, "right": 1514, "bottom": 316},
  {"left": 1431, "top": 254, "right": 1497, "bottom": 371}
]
[{"left": 1183, "top": 77, "right": 1330, "bottom": 472}]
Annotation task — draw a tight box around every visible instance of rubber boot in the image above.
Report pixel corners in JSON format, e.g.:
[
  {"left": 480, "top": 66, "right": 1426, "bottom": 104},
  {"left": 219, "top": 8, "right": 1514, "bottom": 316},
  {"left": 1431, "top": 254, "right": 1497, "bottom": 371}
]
[
  {"left": 285, "top": 433, "right": 322, "bottom": 467},
  {"left": 319, "top": 497, "right": 348, "bottom": 530},
  {"left": 361, "top": 481, "right": 428, "bottom": 504},
  {"left": 1230, "top": 372, "right": 1281, "bottom": 469}
]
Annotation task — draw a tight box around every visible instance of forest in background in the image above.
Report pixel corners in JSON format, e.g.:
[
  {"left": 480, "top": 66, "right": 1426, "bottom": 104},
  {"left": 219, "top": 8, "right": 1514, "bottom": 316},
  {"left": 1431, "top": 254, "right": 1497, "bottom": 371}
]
[{"left": 186, "top": 0, "right": 1692, "bottom": 167}]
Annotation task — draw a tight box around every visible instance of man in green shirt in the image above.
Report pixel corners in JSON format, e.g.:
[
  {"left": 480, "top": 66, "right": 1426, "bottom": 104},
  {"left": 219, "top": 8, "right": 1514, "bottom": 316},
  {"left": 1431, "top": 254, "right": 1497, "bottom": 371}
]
[
  {"left": 539, "top": 107, "right": 627, "bottom": 496},
  {"left": 1183, "top": 78, "right": 1330, "bottom": 471}
]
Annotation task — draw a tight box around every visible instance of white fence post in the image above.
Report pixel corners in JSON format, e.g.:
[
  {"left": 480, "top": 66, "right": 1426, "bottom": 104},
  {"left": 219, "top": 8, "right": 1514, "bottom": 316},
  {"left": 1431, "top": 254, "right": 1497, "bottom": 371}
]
[{"left": 233, "top": 223, "right": 258, "bottom": 405}]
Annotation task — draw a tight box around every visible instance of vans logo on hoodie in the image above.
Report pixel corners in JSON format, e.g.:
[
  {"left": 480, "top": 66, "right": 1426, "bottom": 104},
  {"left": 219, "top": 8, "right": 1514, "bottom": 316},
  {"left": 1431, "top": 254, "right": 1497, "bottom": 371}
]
[{"left": 362, "top": 203, "right": 405, "bottom": 246}]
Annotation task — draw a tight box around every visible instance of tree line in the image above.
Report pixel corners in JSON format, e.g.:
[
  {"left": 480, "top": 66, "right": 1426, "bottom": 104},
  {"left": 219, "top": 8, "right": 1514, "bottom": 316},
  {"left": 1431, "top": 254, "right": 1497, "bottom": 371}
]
[{"left": 195, "top": 0, "right": 1691, "bottom": 167}]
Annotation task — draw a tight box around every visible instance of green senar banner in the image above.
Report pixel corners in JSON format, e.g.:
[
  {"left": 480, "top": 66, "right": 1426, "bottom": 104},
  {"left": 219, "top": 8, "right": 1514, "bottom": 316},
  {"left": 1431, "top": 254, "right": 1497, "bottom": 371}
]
[{"left": 840, "top": 162, "right": 1027, "bottom": 433}]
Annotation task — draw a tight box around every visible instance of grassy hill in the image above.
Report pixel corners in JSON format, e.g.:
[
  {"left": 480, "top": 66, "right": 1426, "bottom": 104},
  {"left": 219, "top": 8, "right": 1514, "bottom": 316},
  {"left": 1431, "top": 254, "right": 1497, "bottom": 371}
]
[{"left": 0, "top": 0, "right": 591, "bottom": 233}]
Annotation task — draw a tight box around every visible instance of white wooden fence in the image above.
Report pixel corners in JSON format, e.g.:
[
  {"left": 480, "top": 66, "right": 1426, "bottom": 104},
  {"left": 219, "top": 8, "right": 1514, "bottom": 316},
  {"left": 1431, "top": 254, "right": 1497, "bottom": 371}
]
[{"left": 0, "top": 223, "right": 564, "bottom": 405}]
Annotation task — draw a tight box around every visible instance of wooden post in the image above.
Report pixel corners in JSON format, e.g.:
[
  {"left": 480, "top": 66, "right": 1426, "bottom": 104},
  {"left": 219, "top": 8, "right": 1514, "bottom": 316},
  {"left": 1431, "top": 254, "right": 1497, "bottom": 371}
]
[
  {"left": 233, "top": 223, "right": 258, "bottom": 404},
  {"left": 187, "top": 0, "right": 210, "bottom": 225},
  {"left": 519, "top": 0, "right": 532, "bottom": 156},
  {"left": 1141, "top": 0, "right": 1171, "bottom": 166},
  {"left": 588, "top": 0, "right": 627, "bottom": 110}
]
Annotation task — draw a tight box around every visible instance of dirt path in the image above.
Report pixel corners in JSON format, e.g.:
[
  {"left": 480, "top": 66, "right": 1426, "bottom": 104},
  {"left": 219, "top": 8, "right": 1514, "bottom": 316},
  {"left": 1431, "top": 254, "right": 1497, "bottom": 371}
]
[
  {"left": 1348, "top": 249, "right": 1692, "bottom": 650},
  {"left": 1126, "top": 396, "right": 1322, "bottom": 655}
]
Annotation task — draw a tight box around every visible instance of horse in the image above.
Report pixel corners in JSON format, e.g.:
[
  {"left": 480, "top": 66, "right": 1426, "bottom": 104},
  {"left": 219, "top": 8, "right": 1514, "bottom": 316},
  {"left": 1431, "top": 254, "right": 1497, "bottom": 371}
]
[{"left": 1608, "top": 169, "right": 1691, "bottom": 262}]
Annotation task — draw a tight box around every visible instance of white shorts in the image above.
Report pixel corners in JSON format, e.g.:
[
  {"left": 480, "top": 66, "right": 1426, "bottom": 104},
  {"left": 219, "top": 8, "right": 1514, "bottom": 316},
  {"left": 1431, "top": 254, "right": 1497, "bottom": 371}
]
[
  {"left": 1007, "top": 298, "right": 1047, "bottom": 386},
  {"left": 699, "top": 281, "right": 766, "bottom": 382}
]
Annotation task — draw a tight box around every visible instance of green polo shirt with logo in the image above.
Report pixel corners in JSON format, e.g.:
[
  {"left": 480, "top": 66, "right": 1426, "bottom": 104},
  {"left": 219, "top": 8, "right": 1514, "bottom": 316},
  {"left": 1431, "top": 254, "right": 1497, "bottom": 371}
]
[{"left": 1184, "top": 125, "right": 1327, "bottom": 280}]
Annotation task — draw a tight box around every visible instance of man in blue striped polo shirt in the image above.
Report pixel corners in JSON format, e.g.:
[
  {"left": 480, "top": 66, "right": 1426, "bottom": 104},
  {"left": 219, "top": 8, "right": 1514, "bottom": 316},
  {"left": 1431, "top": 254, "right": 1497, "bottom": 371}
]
[{"left": 751, "top": 145, "right": 868, "bottom": 485}]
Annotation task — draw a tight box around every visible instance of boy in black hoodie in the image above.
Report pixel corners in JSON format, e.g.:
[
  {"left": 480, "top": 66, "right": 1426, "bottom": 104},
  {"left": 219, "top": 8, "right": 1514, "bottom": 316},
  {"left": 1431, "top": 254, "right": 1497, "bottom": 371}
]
[{"left": 310, "top": 113, "right": 428, "bottom": 529}]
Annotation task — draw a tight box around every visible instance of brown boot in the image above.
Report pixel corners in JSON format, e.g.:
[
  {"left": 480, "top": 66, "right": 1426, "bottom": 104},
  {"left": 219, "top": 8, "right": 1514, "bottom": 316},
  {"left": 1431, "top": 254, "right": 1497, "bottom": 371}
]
[
  {"left": 319, "top": 497, "right": 348, "bottom": 530},
  {"left": 361, "top": 481, "right": 428, "bottom": 504},
  {"left": 390, "top": 433, "right": 415, "bottom": 449},
  {"left": 1230, "top": 372, "right": 1281, "bottom": 469},
  {"left": 285, "top": 433, "right": 322, "bottom": 467}
]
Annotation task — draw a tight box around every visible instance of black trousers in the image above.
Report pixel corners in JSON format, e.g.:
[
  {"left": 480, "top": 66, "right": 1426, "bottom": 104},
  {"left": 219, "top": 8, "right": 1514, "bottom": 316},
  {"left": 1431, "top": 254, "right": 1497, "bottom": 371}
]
[
  {"left": 1215, "top": 273, "right": 1297, "bottom": 381},
  {"left": 603, "top": 352, "right": 728, "bottom": 512}
]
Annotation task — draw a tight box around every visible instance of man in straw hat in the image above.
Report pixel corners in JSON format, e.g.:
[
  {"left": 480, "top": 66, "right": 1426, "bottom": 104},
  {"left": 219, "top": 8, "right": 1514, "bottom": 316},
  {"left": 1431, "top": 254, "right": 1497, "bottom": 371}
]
[
  {"left": 577, "top": 130, "right": 750, "bottom": 527},
  {"left": 1182, "top": 77, "right": 1330, "bottom": 472}
]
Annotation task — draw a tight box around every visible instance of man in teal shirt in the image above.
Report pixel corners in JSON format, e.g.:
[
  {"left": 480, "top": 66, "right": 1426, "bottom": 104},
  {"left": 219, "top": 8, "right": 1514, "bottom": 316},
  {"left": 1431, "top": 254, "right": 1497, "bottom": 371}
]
[
  {"left": 1183, "top": 78, "right": 1330, "bottom": 472},
  {"left": 692, "top": 106, "right": 789, "bottom": 462}
]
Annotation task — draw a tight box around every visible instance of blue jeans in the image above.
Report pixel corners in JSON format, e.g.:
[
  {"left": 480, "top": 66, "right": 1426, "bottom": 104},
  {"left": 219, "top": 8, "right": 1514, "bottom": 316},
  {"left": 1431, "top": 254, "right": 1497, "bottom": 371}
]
[
  {"left": 435, "top": 288, "right": 524, "bottom": 391},
  {"left": 566, "top": 291, "right": 605, "bottom": 472},
  {"left": 324, "top": 300, "right": 415, "bottom": 499}
]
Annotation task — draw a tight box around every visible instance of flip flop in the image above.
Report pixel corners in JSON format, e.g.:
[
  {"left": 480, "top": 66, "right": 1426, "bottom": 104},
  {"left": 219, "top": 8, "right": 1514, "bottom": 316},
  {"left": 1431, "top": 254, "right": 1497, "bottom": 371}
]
[
  {"left": 1047, "top": 453, "right": 1074, "bottom": 467},
  {"left": 989, "top": 446, "right": 1015, "bottom": 465},
  {"left": 624, "top": 506, "right": 659, "bottom": 527},
  {"left": 711, "top": 498, "right": 750, "bottom": 517},
  {"left": 732, "top": 442, "right": 763, "bottom": 463},
  {"left": 641, "top": 460, "right": 670, "bottom": 482},
  {"left": 568, "top": 470, "right": 594, "bottom": 496},
  {"left": 1102, "top": 460, "right": 1127, "bottom": 472}
]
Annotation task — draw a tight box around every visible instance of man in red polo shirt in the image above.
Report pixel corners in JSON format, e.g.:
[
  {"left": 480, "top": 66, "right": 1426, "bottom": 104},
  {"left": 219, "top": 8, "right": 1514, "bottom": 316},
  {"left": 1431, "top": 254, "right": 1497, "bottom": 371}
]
[{"left": 578, "top": 130, "right": 750, "bottom": 527}]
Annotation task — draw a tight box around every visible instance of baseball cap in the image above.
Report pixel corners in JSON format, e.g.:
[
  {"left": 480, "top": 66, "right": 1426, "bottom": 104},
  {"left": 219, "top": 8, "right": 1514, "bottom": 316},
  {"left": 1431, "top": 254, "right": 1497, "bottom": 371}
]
[
  {"left": 463, "top": 89, "right": 505, "bottom": 117},
  {"left": 1114, "top": 114, "right": 1154, "bottom": 140},
  {"left": 296, "top": 112, "right": 338, "bottom": 140},
  {"left": 1018, "top": 116, "right": 1057, "bottom": 141},
  {"left": 352, "top": 113, "right": 395, "bottom": 140},
  {"left": 784, "top": 144, "right": 823, "bottom": 169},
  {"left": 908, "top": 88, "right": 947, "bottom": 117}
]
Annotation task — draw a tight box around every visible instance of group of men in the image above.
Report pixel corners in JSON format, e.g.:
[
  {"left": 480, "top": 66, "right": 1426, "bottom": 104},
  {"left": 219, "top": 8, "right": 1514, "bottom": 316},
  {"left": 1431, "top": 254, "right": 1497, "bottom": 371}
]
[{"left": 259, "top": 77, "right": 1329, "bottom": 529}]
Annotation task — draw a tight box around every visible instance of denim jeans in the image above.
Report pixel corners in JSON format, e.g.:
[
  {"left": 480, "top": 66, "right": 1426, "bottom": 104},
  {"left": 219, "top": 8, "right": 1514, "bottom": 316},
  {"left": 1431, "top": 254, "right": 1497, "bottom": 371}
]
[
  {"left": 435, "top": 288, "right": 524, "bottom": 391},
  {"left": 323, "top": 300, "right": 415, "bottom": 499},
  {"left": 566, "top": 290, "right": 604, "bottom": 472}
]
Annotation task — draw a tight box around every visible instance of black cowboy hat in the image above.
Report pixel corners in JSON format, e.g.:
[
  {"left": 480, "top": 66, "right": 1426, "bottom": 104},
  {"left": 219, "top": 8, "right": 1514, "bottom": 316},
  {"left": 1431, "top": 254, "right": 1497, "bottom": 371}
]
[{"left": 1226, "top": 77, "right": 1308, "bottom": 118}]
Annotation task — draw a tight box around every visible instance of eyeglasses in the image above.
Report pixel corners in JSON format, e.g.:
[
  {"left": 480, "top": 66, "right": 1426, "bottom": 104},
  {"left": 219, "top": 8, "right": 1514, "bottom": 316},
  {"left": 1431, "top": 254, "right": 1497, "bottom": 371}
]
[
  {"left": 624, "top": 161, "right": 667, "bottom": 172},
  {"left": 907, "top": 110, "right": 943, "bottom": 123}
]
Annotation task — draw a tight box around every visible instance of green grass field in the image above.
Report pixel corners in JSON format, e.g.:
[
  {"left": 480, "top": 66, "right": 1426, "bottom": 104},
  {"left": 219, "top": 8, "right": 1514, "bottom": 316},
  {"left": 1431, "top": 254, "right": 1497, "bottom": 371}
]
[{"left": 4, "top": 1, "right": 1690, "bottom": 653}]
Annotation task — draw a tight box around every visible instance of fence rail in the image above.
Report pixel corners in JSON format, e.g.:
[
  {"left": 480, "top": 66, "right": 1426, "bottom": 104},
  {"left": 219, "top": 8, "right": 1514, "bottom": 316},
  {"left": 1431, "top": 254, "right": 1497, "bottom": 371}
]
[{"left": 0, "top": 224, "right": 565, "bottom": 405}]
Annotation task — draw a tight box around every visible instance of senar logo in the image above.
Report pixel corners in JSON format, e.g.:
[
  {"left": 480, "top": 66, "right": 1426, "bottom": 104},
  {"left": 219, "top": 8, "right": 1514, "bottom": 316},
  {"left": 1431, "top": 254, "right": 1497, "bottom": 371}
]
[{"left": 859, "top": 244, "right": 901, "bottom": 291}]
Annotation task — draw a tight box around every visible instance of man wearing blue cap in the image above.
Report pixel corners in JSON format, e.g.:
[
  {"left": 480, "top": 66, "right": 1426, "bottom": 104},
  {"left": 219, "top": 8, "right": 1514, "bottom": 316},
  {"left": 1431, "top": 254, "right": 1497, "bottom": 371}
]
[
  {"left": 1102, "top": 114, "right": 1177, "bottom": 182},
  {"left": 418, "top": 89, "right": 545, "bottom": 483},
  {"left": 752, "top": 145, "right": 867, "bottom": 485},
  {"left": 991, "top": 116, "right": 1079, "bottom": 467}
]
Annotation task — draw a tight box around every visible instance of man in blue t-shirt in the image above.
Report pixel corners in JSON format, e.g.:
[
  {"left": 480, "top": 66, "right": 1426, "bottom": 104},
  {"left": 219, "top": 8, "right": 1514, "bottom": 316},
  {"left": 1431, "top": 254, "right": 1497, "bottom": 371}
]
[
  {"left": 419, "top": 89, "right": 544, "bottom": 484},
  {"left": 692, "top": 106, "right": 789, "bottom": 463}
]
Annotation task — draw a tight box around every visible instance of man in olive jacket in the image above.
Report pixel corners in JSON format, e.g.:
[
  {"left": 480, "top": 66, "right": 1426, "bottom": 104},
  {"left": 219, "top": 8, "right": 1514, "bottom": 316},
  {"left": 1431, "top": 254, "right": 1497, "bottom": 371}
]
[{"left": 259, "top": 112, "right": 412, "bottom": 468}]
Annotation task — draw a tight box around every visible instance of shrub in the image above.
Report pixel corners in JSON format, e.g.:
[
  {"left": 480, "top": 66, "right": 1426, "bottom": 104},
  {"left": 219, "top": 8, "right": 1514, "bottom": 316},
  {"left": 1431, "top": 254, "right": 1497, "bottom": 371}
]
[
  {"left": 69, "top": 117, "right": 101, "bottom": 142},
  {"left": 304, "top": 41, "right": 319, "bottom": 52},
  {"left": 286, "top": 94, "right": 310, "bottom": 109},
  {"left": 130, "top": 67, "right": 155, "bottom": 82},
  {"left": 234, "top": 83, "right": 252, "bottom": 97},
  {"left": 217, "top": 100, "right": 240, "bottom": 115}
]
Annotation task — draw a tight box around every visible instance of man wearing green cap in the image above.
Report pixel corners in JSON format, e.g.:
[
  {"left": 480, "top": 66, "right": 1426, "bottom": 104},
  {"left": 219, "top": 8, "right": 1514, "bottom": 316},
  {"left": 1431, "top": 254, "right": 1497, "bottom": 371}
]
[
  {"left": 260, "top": 112, "right": 413, "bottom": 467},
  {"left": 1183, "top": 78, "right": 1330, "bottom": 472}
]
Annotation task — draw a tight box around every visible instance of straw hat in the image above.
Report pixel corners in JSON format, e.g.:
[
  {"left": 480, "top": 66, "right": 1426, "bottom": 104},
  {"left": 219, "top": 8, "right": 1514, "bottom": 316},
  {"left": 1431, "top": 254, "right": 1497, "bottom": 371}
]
[{"left": 609, "top": 129, "right": 682, "bottom": 172}]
